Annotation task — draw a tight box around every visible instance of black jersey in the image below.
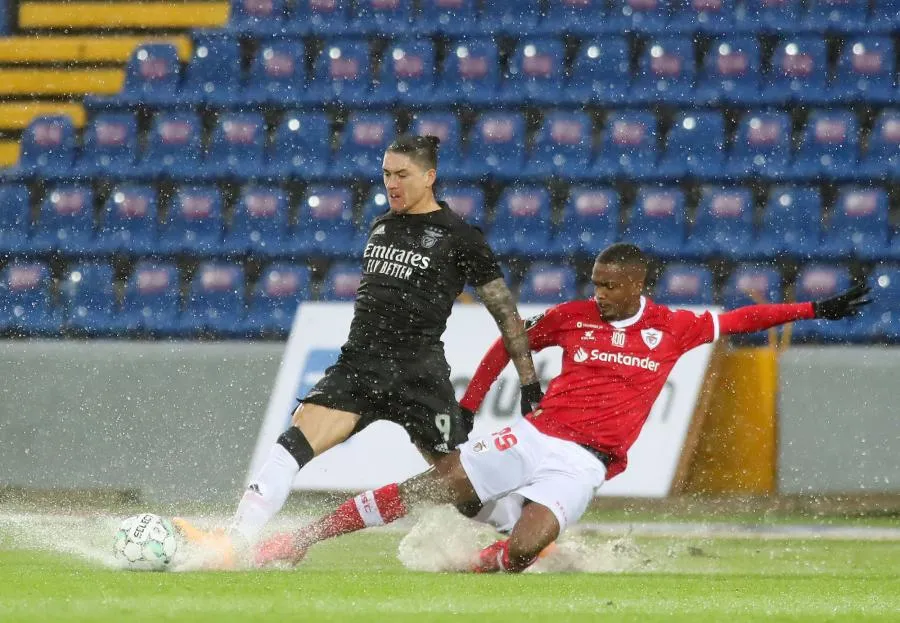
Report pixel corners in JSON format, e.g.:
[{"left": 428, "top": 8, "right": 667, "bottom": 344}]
[{"left": 342, "top": 201, "right": 501, "bottom": 359}]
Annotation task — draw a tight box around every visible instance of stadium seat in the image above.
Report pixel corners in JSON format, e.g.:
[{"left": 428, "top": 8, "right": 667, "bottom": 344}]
[
  {"left": 539, "top": 0, "right": 608, "bottom": 36},
  {"left": 592, "top": 111, "right": 658, "bottom": 179},
  {"left": 683, "top": 186, "right": 754, "bottom": 260},
  {"left": 523, "top": 111, "right": 593, "bottom": 180},
  {"left": 440, "top": 184, "right": 486, "bottom": 228},
  {"left": 830, "top": 37, "right": 895, "bottom": 105},
  {"left": 631, "top": 37, "right": 696, "bottom": 104},
  {"left": 15, "top": 115, "right": 76, "bottom": 179},
  {"left": 414, "top": 0, "right": 478, "bottom": 36},
  {"left": 822, "top": 187, "right": 889, "bottom": 260},
  {"left": 31, "top": 184, "right": 95, "bottom": 254},
  {"left": 359, "top": 187, "right": 390, "bottom": 231},
  {"left": 223, "top": 185, "right": 290, "bottom": 257},
  {"left": 227, "top": 0, "right": 286, "bottom": 36},
  {"left": 158, "top": 186, "right": 224, "bottom": 255},
  {"left": 562, "top": 37, "right": 630, "bottom": 106},
  {"left": 695, "top": 37, "right": 763, "bottom": 105},
  {"left": 0, "top": 184, "right": 31, "bottom": 254},
  {"left": 330, "top": 113, "right": 395, "bottom": 180},
  {"left": 656, "top": 111, "right": 726, "bottom": 180},
  {"left": 459, "top": 112, "right": 526, "bottom": 181},
  {"left": 306, "top": 39, "right": 371, "bottom": 106},
  {"left": 119, "top": 261, "right": 182, "bottom": 336},
  {"left": 725, "top": 111, "right": 791, "bottom": 180},
  {"left": 653, "top": 264, "right": 715, "bottom": 306},
  {"left": 720, "top": 264, "right": 783, "bottom": 345},
  {"left": 431, "top": 39, "right": 500, "bottom": 106},
  {"left": 292, "top": 185, "right": 356, "bottom": 258},
  {"left": 669, "top": 0, "right": 737, "bottom": 33},
  {"left": 549, "top": 186, "right": 619, "bottom": 258},
  {"left": 750, "top": 186, "right": 821, "bottom": 260},
  {"left": 519, "top": 263, "right": 577, "bottom": 303},
  {"left": 790, "top": 110, "right": 859, "bottom": 181},
  {"left": 200, "top": 112, "right": 267, "bottom": 180},
  {"left": 859, "top": 110, "right": 900, "bottom": 179},
  {"left": 247, "top": 263, "right": 311, "bottom": 336},
  {"left": 850, "top": 265, "right": 900, "bottom": 343},
  {"left": 477, "top": 0, "right": 542, "bottom": 35},
  {"left": 243, "top": 39, "right": 307, "bottom": 106},
  {"left": 802, "top": 0, "right": 868, "bottom": 32},
  {"left": 267, "top": 111, "right": 331, "bottom": 180},
  {"left": 61, "top": 261, "right": 118, "bottom": 335},
  {"left": 607, "top": 0, "right": 670, "bottom": 33},
  {"left": 95, "top": 184, "right": 158, "bottom": 255},
  {"left": 321, "top": 261, "right": 362, "bottom": 301},
  {"left": 74, "top": 112, "right": 138, "bottom": 177},
  {"left": 791, "top": 264, "right": 852, "bottom": 343},
  {"left": 409, "top": 112, "right": 462, "bottom": 176},
  {"left": 285, "top": 0, "right": 351, "bottom": 36},
  {"left": 181, "top": 261, "right": 247, "bottom": 337},
  {"left": 623, "top": 187, "right": 687, "bottom": 258},
  {"left": 369, "top": 39, "right": 436, "bottom": 107},
  {"left": 487, "top": 186, "right": 552, "bottom": 258},
  {"left": 739, "top": 0, "right": 801, "bottom": 32},
  {"left": 94, "top": 44, "right": 182, "bottom": 108},
  {"left": 349, "top": 0, "right": 414, "bottom": 35},
  {"left": 181, "top": 35, "right": 242, "bottom": 106},
  {"left": 136, "top": 112, "right": 202, "bottom": 179},
  {"left": 500, "top": 38, "right": 566, "bottom": 106},
  {"left": 0, "top": 260, "right": 61, "bottom": 335},
  {"left": 761, "top": 36, "right": 830, "bottom": 105},
  {"left": 869, "top": 0, "right": 900, "bottom": 33}
]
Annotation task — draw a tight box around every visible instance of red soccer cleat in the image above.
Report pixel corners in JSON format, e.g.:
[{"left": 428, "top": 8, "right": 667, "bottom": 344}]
[
  {"left": 470, "top": 540, "right": 507, "bottom": 573},
  {"left": 254, "top": 532, "right": 308, "bottom": 567}
]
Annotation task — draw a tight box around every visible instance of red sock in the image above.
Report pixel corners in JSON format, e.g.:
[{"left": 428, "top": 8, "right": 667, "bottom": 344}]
[
  {"left": 299, "top": 483, "right": 407, "bottom": 546},
  {"left": 471, "top": 540, "right": 535, "bottom": 574}
]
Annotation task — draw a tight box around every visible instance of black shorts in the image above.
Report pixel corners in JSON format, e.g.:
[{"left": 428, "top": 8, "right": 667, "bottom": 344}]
[{"left": 300, "top": 351, "right": 469, "bottom": 456}]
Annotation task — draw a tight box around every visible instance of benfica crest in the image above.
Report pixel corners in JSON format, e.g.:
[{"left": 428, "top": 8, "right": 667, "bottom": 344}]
[{"left": 641, "top": 328, "right": 662, "bottom": 350}]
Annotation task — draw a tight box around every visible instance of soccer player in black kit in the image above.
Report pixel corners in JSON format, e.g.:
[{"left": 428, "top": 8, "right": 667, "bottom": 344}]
[{"left": 175, "top": 135, "right": 542, "bottom": 567}]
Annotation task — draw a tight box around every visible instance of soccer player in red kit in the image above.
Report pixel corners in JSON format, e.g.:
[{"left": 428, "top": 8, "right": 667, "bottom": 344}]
[{"left": 256, "top": 243, "right": 871, "bottom": 572}]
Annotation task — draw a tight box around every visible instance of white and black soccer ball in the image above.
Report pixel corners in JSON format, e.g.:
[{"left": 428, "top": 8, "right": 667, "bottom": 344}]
[{"left": 113, "top": 513, "right": 178, "bottom": 571}]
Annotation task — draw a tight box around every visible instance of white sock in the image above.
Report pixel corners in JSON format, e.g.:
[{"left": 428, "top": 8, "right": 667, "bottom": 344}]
[
  {"left": 473, "top": 494, "right": 524, "bottom": 534},
  {"left": 228, "top": 444, "right": 300, "bottom": 544}
]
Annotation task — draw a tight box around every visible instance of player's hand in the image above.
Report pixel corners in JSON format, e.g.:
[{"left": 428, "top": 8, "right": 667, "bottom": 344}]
[
  {"left": 459, "top": 406, "right": 475, "bottom": 436},
  {"left": 520, "top": 381, "right": 544, "bottom": 416},
  {"left": 812, "top": 283, "right": 872, "bottom": 320}
]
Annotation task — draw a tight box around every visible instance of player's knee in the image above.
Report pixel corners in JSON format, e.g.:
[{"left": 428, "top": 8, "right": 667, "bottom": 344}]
[
  {"left": 276, "top": 426, "right": 314, "bottom": 469},
  {"left": 454, "top": 499, "right": 482, "bottom": 518}
]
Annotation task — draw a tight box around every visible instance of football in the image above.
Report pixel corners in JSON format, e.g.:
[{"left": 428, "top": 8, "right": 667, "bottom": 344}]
[{"left": 113, "top": 513, "right": 178, "bottom": 571}]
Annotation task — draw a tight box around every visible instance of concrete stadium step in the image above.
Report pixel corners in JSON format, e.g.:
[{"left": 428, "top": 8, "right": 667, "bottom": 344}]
[
  {"left": 0, "top": 68, "right": 123, "bottom": 95},
  {"left": 19, "top": 1, "right": 229, "bottom": 30},
  {"left": 0, "top": 35, "right": 192, "bottom": 63},
  {"left": 0, "top": 102, "right": 86, "bottom": 130}
]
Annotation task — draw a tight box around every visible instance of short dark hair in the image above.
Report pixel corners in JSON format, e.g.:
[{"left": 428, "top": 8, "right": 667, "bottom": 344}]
[
  {"left": 595, "top": 243, "right": 648, "bottom": 269},
  {"left": 386, "top": 134, "right": 441, "bottom": 170}
]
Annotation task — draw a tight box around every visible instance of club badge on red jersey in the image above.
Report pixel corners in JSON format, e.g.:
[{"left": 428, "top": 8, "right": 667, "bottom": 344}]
[{"left": 641, "top": 328, "right": 663, "bottom": 349}]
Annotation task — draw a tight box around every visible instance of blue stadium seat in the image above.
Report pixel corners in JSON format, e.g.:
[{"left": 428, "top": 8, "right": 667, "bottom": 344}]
[
  {"left": 181, "top": 35, "right": 242, "bottom": 106},
  {"left": 95, "top": 185, "right": 158, "bottom": 255},
  {"left": 592, "top": 111, "right": 658, "bottom": 179},
  {"left": 830, "top": 37, "right": 895, "bottom": 105},
  {"left": 431, "top": 39, "right": 500, "bottom": 106},
  {"left": 683, "top": 186, "right": 754, "bottom": 259},
  {"left": 477, "top": 0, "right": 542, "bottom": 35},
  {"left": 330, "top": 113, "right": 395, "bottom": 180},
  {"left": 739, "top": 0, "right": 801, "bottom": 32},
  {"left": 414, "top": 0, "right": 478, "bottom": 36},
  {"left": 653, "top": 264, "right": 715, "bottom": 306},
  {"left": 268, "top": 111, "right": 331, "bottom": 180},
  {"left": 859, "top": 110, "right": 900, "bottom": 179},
  {"left": 725, "top": 111, "right": 791, "bottom": 180},
  {"left": 695, "top": 37, "right": 762, "bottom": 105},
  {"left": 158, "top": 186, "right": 224, "bottom": 255},
  {"left": 822, "top": 187, "right": 889, "bottom": 261},
  {"left": 549, "top": 186, "right": 619, "bottom": 258},
  {"left": 790, "top": 110, "right": 859, "bottom": 181},
  {"left": 539, "top": 0, "right": 608, "bottom": 36},
  {"left": 410, "top": 112, "right": 462, "bottom": 176},
  {"left": 562, "top": 38, "right": 630, "bottom": 106},
  {"left": 285, "top": 0, "right": 351, "bottom": 35},
  {"left": 227, "top": 0, "right": 286, "bottom": 35},
  {"left": 519, "top": 263, "right": 577, "bottom": 304},
  {"left": 750, "top": 186, "right": 821, "bottom": 260},
  {"left": 321, "top": 261, "right": 362, "bottom": 301},
  {"left": 869, "top": 0, "right": 900, "bottom": 33},
  {"left": 247, "top": 263, "right": 310, "bottom": 336},
  {"left": 359, "top": 188, "right": 390, "bottom": 233},
  {"left": 243, "top": 39, "right": 307, "bottom": 106},
  {"left": 802, "top": 0, "right": 868, "bottom": 32},
  {"left": 61, "top": 261, "right": 117, "bottom": 335},
  {"left": 292, "top": 185, "right": 356, "bottom": 258},
  {"left": 623, "top": 187, "right": 687, "bottom": 258},
  {"left": 369, "top": 39, "right": 436, "bottom": 107},
  {"left": 487, "top": 186, "right": 552, "bottom": 258},
  {"left": 631, "top": 37, "right": 696, "bottom": 104},
  {"left": 119, "top": 261, "right": 182, "bottom": 335},
  {"left": 307, "top": 39, "right": 371, "bottom": 106},
  {"left": 0, "top": 261, "right": 61, "bottom": 335},
  {"left": 441, "top": 185, "right": 486, "bottom": 227},
  {"left": 501, "top": 38, "right": 566, "bottom": 105},
  {"left": 200, "top": 112, "right": 267, "bottom": 180},
  {"left": 15, "top": 115, "right": 76, "bottom": 179},
  {"left": 849, "top": 265, "right": 900, "bottom": 343},
  {"left": 181, "top": 261, "right": 247, "bottom": 337},
  {"left": 761, "top": 36, "right": 830, "bottom": 105},
  {"left": 223, "top": 185, "right": 290, "bottom": 257},
  {"left": 349, "top": 0, "right": 414, "bottom": 35},
  {"left": 97, "top": 44, "right": 182, "bottom": 108},
  {"left": 31, "top": 184, "right": 95, "bottom": 254},
  {"left": 669, "top": 0, "right": 737, "bottom": 33},
  {"left": 459, "top": 112, "right": 526, "bottom": 181},
  {"left": 656, "top": 111, "right": 726, "bottom": 180},
  {"left": 790, "top": 264, "right": 852, "bottom": 343},
  {"left": 74, "top": 113, "right": 138, "bottom": 177},
  {"left": 136, "top": 112, "right": 202, "bottom": 179},
  {"left": 523, "top": 111, "right": 593, "bottom": 180},
  {"left": 721, "top": 264, "right": 783, "bottom": 345},
  {"left": 0, "top": 184, "right": 30, "bottom": 254},
  {"left": 607, "top": 0, "right": 670, "bottom": 33}
]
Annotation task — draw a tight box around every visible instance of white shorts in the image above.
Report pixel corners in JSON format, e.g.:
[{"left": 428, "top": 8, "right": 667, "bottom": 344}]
[{"left": 458, "top": 418, "right": 607, "bottom": 532}]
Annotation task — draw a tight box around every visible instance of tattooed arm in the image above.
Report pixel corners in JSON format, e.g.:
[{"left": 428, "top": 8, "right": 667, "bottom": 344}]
[{"left": 475, "top": 277, "right": 538, "bottom": 386}]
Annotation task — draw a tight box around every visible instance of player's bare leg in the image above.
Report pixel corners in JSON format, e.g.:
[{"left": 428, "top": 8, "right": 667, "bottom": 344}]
[{"left": 471, "top": 501, "right": 560, "bottom": 573}]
